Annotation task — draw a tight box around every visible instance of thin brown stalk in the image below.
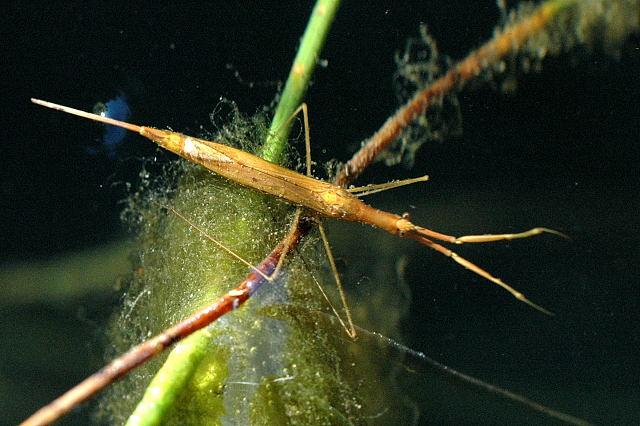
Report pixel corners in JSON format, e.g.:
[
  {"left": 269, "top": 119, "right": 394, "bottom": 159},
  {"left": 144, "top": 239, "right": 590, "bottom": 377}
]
[{"left": 335, "top": 1, "right": 565, "bottom": 187}]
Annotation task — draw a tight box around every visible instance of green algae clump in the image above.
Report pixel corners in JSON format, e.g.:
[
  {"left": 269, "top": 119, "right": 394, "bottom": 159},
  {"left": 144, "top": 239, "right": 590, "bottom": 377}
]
[{"left": 96, "top": 110, "right": 413, "bottom": 425}]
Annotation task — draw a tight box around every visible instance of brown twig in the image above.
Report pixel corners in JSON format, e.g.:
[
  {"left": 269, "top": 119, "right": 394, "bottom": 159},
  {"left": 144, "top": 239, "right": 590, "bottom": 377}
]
[{"left": 335, "top": 1, "right": 563, "bottom": 187}]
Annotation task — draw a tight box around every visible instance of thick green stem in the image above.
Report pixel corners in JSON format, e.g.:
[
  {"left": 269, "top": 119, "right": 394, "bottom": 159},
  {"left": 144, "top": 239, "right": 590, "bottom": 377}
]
[
  {"left": 260, "top": 0, "right": 341, "bottom": 164},
  {"left": 0, "top": 241, "right": 131, "bottom": 305},
  {"left": 125, "top": 330, "right": 218, "bottom": 426}
]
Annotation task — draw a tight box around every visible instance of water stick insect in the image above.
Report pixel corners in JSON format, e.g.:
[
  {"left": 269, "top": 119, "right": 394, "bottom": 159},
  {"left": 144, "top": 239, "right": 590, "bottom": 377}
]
[
  {"left": 31, "top": 98, "right": 561, "bottom": 318},
  {"left": 24, "top": 99, "right": 568, "bottom": 425},
  {"left": 23, "top": 1, "right": 638, "bottom": 422}
]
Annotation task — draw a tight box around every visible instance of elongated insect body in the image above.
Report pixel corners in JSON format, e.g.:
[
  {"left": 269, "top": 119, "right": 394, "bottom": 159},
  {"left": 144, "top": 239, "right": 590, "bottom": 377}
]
[
  {"left": 31, "top": 98, "right": 558, "bottom": 316},
  {"left": 24, "top": 97, "right": 566, "bottom": 426}
]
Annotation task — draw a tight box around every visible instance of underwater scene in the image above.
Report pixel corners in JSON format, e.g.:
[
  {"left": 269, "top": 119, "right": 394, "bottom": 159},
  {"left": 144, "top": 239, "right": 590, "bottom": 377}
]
[{"left": 2, "top": 1, "right": 639, "bottom": 424}]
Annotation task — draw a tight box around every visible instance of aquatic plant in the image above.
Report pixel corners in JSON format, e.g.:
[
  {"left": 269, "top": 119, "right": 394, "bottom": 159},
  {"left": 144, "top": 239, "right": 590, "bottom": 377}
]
[{"left": 10, "top": 1, "right": 640, "bottom": 424}]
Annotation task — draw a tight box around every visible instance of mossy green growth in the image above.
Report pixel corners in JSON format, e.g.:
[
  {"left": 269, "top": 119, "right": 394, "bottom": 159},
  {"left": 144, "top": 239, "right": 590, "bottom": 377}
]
[
  {"left": 94, "top": 110, "right": 415, "bottom": 424},
  {"left": 96, "top": 156, "right": 292, "bottom": 424}
]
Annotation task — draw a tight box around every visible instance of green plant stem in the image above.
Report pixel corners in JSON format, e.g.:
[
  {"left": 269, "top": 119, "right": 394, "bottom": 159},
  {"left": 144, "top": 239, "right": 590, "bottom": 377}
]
[
  {"left": 0, "top": 241, "right": 131, "bottom": 305},
  {"left": 125, "top": 330, "right": 217, "bottom": 426},
  {"left": 260, "top": 0, "right": 341, "bottom": 164}
]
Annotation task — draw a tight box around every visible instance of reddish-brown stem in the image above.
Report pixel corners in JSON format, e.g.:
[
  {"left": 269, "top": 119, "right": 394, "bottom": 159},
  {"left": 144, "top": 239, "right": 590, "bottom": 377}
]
[
  {"left": 335, "top": 2, "right": 560, "bottom": 186},
  {"left": 20, "top": 216, "right": 312, "bottom": 426}
]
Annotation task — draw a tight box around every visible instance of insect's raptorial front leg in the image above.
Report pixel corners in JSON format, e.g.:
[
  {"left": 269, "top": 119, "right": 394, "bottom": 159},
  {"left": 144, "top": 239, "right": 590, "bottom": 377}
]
[
  {"left": 415, "top": 225, "right": 568, "bottom": 245},
  {"left": 405, "top": 226, "right": 555, "bottom": 316},
  {"left": 346, "top": 175, "right": 430, "bottom": 197}
]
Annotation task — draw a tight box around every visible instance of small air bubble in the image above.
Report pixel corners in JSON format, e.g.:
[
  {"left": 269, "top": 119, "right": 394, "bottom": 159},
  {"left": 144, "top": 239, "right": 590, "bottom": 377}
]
[{"left": 536, "top": 46, "right": 547, "bottom": 59}]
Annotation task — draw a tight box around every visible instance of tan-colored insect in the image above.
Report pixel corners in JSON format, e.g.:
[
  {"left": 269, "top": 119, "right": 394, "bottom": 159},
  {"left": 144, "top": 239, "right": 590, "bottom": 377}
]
[
  {"left": 32, "top": 98, "right": 559, "bottom": 320},
  {"left": 23, "top": 98, "right": 571, "bottom": 426}
]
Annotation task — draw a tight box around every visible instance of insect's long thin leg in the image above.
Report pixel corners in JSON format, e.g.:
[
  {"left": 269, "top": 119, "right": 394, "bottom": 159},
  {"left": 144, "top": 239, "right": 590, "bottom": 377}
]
[
  {"left": 295, "top": 102, "right": 357, "bottom": 338},
  {"left": 301, "top": 254, "right": 354, "bottom": 340},
  {"left": 406, "top": 232, "right": 554, "bottom": 316},
  {"left": 269, "top": 102, "right": 312, "bottom": 175},
  {"left": 413, "top": 225, "right": 567, "bottom": 245},
  {"left": 166, "top": 202, "right": 303, "bottom": 284},
  {"left": 271, "top": 208, "right": 303, "bottom": 280},
  {"left": 301, "top": 103, "right": 311, "bottom": 177},
  {"left": 317, "top": 221, "right": 357, "bottom": 339},
  {"left": 346, "top": 175, "right": 429, "bottom": 197}
]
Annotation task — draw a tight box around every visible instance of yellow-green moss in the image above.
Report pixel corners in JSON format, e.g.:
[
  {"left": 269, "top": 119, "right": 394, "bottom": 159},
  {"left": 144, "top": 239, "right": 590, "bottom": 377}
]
[
  {"left": 96, "top": 114, "right": 413, "bottom": 423},
  {"left": 96, "top": 158, "right": 298, "bottom": 423}
]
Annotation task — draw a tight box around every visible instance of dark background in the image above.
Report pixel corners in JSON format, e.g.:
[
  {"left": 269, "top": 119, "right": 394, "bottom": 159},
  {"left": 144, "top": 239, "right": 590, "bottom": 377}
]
[{"left": 1, "top": 1, "right": 639, "bottom": 424}]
